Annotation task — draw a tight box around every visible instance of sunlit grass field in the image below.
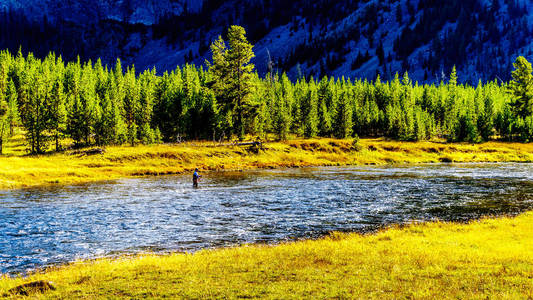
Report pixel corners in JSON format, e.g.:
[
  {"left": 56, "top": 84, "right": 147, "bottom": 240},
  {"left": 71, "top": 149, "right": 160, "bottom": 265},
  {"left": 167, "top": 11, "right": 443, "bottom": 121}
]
[
  {"left": 0, "top": 134, "right": 532, "bottom": 189},
  {"left": 1, "top": 135, "right": 532, "bottom": 298},
  {"left": 2, "top": 211, "right": 533, "bottom": 298}
]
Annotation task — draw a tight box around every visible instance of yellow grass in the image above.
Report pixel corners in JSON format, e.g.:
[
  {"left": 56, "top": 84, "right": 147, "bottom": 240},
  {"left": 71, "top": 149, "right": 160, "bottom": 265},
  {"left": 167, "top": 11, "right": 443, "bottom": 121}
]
[
  {"left": 0, "top": 137, "right": 532, "bottom": 190},
  {"left": 1, "top": 137, "right": 532, "bottom": 298},
  {"left": 2, "top": 211, "right": 533, "bottom": 298}
]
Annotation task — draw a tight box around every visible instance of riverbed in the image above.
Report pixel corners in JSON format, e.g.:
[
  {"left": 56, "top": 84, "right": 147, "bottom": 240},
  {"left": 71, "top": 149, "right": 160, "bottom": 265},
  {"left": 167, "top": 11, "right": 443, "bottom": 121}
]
[{"left": 1, "top": 163, "right": 532, "bottom": 274}]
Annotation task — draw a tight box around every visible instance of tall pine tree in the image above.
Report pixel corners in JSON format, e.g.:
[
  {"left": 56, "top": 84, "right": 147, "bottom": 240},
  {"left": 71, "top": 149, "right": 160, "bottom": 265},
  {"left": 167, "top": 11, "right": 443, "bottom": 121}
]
[
  {"left": 209, "top": 25, "right": 257, "bottom": 139},
  {"left": 508, "top": 56, "right": 533, "bottom": 119}
]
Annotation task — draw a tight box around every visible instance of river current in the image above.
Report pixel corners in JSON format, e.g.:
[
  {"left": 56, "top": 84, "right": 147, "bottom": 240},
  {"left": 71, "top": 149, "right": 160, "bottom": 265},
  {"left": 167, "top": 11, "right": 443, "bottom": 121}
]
[{"left": 1, "top": 163, "right": 532, "bottom": 274}]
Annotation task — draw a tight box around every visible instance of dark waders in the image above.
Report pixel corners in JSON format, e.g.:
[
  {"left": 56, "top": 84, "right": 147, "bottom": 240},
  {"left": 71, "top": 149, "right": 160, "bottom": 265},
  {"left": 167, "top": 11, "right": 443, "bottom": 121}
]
[{"left": 193, "top": 170, "right": 201, "bottom": 188}]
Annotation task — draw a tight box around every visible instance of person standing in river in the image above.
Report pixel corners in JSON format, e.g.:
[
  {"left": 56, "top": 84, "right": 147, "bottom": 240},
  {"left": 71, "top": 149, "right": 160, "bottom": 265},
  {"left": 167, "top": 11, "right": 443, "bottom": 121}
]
[{"left": 193, "top": 168, "right": 202, "bottom": 188}]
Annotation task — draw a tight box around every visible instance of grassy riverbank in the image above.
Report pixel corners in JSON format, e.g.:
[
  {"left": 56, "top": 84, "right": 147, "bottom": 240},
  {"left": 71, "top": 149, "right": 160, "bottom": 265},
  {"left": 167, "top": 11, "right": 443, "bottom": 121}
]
[
  {"left": 2, "top": 211, "right": 533, "bottom": 298},
  {"left": 0, "top": 138, "right": 532, "bottom": 189}
]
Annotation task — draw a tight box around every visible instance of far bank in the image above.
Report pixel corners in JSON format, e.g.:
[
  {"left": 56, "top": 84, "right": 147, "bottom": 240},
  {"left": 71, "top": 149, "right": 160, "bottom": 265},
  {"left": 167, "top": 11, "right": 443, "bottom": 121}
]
[{"left": 0, "top": 138, "right": 532, "bottom": 190}]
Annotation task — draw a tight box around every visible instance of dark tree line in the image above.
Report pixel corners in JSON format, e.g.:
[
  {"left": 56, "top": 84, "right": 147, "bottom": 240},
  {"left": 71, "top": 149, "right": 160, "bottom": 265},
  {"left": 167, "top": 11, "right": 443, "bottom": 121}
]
[{"left": 0, "top": 7, "right": 149, "bottom": 69}]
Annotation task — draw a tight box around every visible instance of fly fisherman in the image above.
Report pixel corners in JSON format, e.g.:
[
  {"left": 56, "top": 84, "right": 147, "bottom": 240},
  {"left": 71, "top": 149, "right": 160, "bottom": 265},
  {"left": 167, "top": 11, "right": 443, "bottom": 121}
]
[{"left": 193, "top": 168, "right": 202, "bottom": 188}]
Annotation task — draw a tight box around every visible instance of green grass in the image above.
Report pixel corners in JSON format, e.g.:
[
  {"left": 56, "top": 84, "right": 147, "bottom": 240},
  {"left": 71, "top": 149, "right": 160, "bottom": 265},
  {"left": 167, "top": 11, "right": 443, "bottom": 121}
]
[
  {"left": 0, "top": 137, "right": 532, "bottom": 189},
  {"left": 2, "top": 211, "right": 533, "bottom": 298}
]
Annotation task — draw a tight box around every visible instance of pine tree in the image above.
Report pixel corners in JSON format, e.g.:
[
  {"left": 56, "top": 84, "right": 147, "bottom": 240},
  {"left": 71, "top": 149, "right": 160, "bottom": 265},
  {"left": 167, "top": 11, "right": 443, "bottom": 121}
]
[
  {"left": 477, "top": 95, "right": 494, "bottom": 141},
  {"left": 291, "top": 79, "right": 305, "bottom": 136},
  {"left": 0, "top": 55, "right": 18, "bottom": 141},
  {"left": 508, "top": 56, "right": 533, "bottom": 119},
  {"left": 66, "top": 61, "right": 98, "bottom": 147},
  {"left": 67, "top": 92, "right": 85, "bottom": 146},
  {"left": 444, "top": 66, "right": 459, "bottom": 138},
  {"left": 153, "top": 72, "right": 177, "bottom": 141},
  {"left": 333, "top": 89, "right": 353, "bottom": 138},
  {"left": 449, "top": 66, "right": 458, "bottom": 89},
  {"left": 94, "top": 93, "right": 113, "bottom": 145},
  {"left": 5, "top": 79, "right": 18, "bottom": 136},
  {"left": 494, "top": 104, "right": 513, "bottom": 141},
  {"left": 123, "top": 66, "right": 140, "bottom": 146},
  {"left": 137, "top": 69, "right": 156, "bottom": 144},
  {"left": 317, "top": 76, "right": 334, "bottom": 136},
  {"left": 272, "top": 74, "right": 292, "bottom": 140},
  {"left": 209, "top": 25, "right": 257, "bottom": 139},
  {"left": 457, "top": 112, "right": 479, "bottom": 143},
  {"left": 0, "top": 88, "right": 8, "bottom": 154},
  {"left": 20, "top": 56, "right": 51, "bottom": 154},
  {"left": 49, "top": 79, "right": 67, "bottom": 151},
  {"left": 385, "top": 103, "right": 401, "bottom": 138},
  {"left": 302, "top": 78, "right": 318, "bottom": 137}
]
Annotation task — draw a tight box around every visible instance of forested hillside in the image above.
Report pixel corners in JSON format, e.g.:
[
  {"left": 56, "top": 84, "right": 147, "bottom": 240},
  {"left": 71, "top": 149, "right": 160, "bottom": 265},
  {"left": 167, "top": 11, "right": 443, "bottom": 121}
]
[
  {"left": 1, "top": 0, "right": 532, "bottom": 83},
  {"left": 0, "top": 26, "right": 532, "bottom": 154}
]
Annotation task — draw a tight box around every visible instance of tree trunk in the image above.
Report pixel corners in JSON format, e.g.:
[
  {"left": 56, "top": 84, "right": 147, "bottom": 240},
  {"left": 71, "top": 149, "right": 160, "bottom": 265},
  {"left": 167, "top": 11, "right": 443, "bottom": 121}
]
[
  {"left": 55, "top": 131, "right": 60, "bottom": 151},
  {"left": 31, "top": 129, "right": 34, "bottom": 154},
  {"left": 0, "top": 124, "right": 4, "bottom": 155},
  {"left": 238, "top": 105, "right": 243, "bottom": 140}
]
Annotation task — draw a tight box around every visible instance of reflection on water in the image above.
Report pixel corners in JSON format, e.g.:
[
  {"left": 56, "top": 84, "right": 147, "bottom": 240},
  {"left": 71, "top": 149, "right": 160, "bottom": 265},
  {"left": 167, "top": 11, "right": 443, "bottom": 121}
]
[{"left": 0, "top": 163, "right": 532, "bottom": 274}]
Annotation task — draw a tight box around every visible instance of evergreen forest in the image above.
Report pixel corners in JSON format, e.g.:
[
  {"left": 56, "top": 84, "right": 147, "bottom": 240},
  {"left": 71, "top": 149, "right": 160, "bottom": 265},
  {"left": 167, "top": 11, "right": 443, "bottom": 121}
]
[{"left": 0, "top": 26, "right": 532, "bottom": 155}]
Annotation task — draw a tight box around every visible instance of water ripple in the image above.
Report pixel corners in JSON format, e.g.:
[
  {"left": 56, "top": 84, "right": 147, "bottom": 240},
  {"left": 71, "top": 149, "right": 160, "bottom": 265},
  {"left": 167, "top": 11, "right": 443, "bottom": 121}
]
[{"left": 0, "top": 163, "right": 532, "bottom": 274}]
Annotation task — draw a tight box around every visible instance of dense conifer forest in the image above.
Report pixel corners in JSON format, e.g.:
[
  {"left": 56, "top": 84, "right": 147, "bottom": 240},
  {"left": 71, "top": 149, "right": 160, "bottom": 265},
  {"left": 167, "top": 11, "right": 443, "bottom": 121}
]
[{"left": 0, "top": 26, "right": 532, "bottom": 154}]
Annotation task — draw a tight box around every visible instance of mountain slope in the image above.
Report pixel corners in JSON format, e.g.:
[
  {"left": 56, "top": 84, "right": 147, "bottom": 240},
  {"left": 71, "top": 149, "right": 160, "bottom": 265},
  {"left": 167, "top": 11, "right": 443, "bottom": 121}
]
[{"left": 0, "top": 0, "right": 530, "bottom": 83}]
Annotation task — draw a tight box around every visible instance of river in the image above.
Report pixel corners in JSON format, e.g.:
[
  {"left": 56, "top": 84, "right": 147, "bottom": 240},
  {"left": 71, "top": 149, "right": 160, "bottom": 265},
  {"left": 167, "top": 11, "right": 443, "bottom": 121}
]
[{"left": 1, "top": 163, "right": 532, "bottom": 274}]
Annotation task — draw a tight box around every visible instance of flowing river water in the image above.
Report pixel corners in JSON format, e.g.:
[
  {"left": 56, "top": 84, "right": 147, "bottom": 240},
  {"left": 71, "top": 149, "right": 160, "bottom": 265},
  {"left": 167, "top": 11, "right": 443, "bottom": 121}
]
[{"left": 1, "top": 163, "right": 532, "bottom": 274}]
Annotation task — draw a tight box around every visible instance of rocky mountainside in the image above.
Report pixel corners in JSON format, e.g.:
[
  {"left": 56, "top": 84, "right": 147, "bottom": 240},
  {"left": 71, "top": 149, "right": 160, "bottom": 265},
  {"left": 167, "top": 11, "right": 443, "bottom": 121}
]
[{"left": 0, "top": 0, "right": 531, "bottom": 83}]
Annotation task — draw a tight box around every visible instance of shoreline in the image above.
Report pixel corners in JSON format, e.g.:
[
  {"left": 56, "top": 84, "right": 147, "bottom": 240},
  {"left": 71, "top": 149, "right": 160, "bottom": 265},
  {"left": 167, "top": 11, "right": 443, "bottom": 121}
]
[
  {"left": 2, "top": 209, "right": 525, "bottom": 277},
  {"left": 1, "top": 197, "right": 527, "bottom": 277},
  {"left": 0, "top": 138, "right": 532, "bottom": 190},
  {"left": 2, "top": 211, "right": 533, "bottom": 298}
]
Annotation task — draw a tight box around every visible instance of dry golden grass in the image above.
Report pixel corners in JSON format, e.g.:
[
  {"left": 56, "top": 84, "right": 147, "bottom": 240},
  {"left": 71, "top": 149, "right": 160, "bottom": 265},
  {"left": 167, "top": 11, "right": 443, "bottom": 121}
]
[
  {"left": 2, "top": 211, "right": 533, "bottom": 299},
  {"left": 0, "top": 137, "right": 532, "bottom": 189},
  {"left": 1, "top": 136, "right": 532, "bottom": 298}
]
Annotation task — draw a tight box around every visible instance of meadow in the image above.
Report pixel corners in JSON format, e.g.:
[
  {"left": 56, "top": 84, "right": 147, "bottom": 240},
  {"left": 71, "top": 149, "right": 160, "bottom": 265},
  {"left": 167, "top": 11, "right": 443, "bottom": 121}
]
[
  {"left": 2, "top": 209, "right": 533, "bottom": 298},
  {"left": 2, "top": 134, "right": 533, "bottom": 299},
  {"left": 0, "top": 136, "right": 532, "bottom": 190}
]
